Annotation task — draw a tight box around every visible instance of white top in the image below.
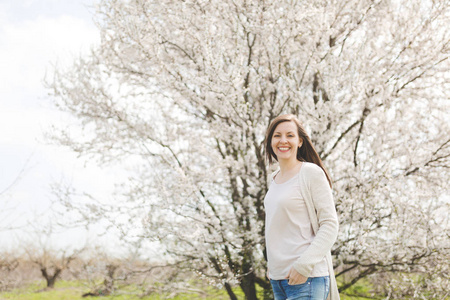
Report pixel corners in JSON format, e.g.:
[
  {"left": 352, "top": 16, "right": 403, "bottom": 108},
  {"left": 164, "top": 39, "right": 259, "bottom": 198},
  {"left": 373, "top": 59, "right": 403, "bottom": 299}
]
[
  {"left": 265, "top": 165, "right": 328, "bottom": 279},
  {"left": 267, "top": 162, "right": 340, "bottom": 300}
]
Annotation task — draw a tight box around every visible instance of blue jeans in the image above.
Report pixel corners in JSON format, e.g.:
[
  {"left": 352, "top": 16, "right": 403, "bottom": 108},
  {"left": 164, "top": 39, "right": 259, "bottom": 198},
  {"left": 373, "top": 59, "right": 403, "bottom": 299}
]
[{"left": 270, "top": 277, "right": 330, "bottom": 300}]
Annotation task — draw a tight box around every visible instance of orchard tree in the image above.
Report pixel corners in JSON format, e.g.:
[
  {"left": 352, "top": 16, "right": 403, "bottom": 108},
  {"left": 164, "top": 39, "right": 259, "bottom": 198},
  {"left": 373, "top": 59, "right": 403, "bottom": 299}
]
[
  {"left": 0, "top": 252, "right": 19, "bottom": 291},
  {"left": 48, "top": 0, "right": 449, "bottom": 299},
  {"left": 26, "top": 245, "right": 82, "bottom": 289},
  {"left": 22, "top": 222, "right": 85, "bottom": 289}
]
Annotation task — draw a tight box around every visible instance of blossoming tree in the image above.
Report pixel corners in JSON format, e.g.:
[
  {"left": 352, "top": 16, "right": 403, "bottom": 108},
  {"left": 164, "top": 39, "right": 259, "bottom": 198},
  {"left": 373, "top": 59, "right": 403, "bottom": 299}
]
[{"left": 48, "top": 0, "right": 449, "bottom": 299}]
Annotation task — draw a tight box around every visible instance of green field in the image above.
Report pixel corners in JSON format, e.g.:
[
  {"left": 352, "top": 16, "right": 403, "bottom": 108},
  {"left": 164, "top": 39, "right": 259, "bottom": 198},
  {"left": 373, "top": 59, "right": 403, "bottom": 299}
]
[{"left": 0, "top": 280, "right": 372, "bottom": 300}]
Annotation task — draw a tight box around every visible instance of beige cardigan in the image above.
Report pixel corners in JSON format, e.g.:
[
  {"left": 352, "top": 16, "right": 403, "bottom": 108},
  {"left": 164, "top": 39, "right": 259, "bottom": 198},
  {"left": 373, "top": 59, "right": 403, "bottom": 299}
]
[{"left": 269, "top": 162, "right": 340, "bottom": 300}]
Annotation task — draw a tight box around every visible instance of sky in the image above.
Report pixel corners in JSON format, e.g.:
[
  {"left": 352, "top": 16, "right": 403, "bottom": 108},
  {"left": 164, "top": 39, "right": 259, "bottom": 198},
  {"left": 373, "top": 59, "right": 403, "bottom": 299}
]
[{"left": 0, "top": 0, "right": 120, "bottom": 251}]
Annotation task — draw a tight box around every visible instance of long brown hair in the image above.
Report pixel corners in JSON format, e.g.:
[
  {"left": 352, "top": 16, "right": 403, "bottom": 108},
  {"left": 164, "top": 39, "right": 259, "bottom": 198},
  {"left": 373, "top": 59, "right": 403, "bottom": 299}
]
[{"left": 264, "top": 114, "right": 332, "bottom": 187}]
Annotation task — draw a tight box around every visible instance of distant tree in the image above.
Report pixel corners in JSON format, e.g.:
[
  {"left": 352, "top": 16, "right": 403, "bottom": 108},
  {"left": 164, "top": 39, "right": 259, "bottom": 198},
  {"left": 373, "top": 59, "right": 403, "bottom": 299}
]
[
  {"left": 48, "top": 0, "right": 450, "bottom": 299},
  {"left": 81, "top": 263, "right": 118, "bottom": 297},
  {"left": 0, "top": 254, "right": 18, "bottom": 274},
  {"left": 76, "top": 244, "right": 168, "bottom": 298},
  {"left": 0, "top": 252, "right": 19, "bottom": 291},
  {"left": 22, "top": 224, "right": 85, "bottom": 289},
  {"left": 76, "top": 246, "right": 126, "bottom": 297},
  {"left": 26, "top": 246, "right": 81, "bottom": 289}
]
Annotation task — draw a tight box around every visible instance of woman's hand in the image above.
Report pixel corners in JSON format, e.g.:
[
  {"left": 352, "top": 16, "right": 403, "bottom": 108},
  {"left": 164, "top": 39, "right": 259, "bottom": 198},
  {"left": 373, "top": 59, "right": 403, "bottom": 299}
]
[{"left": 285, "top": 267, "right": 307, "bottom": 285}]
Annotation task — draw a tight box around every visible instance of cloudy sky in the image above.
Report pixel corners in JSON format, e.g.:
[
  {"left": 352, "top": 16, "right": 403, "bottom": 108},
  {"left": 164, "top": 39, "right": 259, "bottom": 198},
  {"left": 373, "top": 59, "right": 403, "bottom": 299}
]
[{"left": 0, "top": 0, "right": 118, "bottom": 250}]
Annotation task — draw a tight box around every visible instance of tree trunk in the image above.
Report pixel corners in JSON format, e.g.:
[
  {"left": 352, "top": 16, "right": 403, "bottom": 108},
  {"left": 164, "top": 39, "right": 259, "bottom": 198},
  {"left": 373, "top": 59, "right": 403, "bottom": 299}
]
[
  {"left": 262, "top": 286, "right": 273, "bottom": 300},
  {"left": 224, "top": 282, "right": 238, "bottom": 300},
  {"left": 255, "top": 277, "right": 273, "bottom": 300},
  {"left": 47, "top": 276, "right": 56, "bottom": 288},
  {"left": 240, "top": 249, "right": 258, "bottom": 300},
  {"left": 240, "top": 271, "right": 258, "bottom": 300},
  {"left": 41, "top": 267, "right": 61, "bottom": 288}
]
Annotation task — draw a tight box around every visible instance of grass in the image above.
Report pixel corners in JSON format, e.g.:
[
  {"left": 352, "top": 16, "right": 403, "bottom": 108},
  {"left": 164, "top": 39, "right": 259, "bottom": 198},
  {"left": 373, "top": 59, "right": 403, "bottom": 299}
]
[
  {"left": 338, "top": 279, "right": 377, "bottom": 300},
  {"left": 0, "top": 280, "right": 374, "bottom": 300},
  {"left": 0, "top": 280, "right": 240, "bottom": 300}
]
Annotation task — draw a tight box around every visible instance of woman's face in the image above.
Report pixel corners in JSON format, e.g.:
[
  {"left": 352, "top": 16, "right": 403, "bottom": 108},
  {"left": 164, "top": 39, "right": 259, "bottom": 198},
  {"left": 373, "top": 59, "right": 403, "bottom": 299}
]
[{"left": 271, "top": 121, "right": 302, "bottom": 162}]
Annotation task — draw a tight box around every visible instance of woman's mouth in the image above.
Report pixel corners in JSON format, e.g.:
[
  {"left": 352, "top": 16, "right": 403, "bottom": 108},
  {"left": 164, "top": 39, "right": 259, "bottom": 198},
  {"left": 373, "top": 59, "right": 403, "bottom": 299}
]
[{"left": 278, "top": 147, "right": 290, "bottom": 152}]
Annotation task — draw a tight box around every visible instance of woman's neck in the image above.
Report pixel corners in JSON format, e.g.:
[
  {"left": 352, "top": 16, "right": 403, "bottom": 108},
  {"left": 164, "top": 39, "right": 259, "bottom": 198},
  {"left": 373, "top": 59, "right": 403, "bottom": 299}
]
[{"left": 278, "top": 158, "right": 302, "bottom": 173}]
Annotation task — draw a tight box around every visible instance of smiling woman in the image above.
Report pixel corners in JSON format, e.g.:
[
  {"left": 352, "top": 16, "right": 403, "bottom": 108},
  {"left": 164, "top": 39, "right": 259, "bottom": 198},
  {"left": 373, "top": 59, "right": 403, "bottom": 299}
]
[
  {"left": 271, "top": 121, "right": 302, "bottom": 164},
  {"left": 264, "top": 114, "right": 339, "bottom": 300},
  {"left": 265, "top": 115, "right": 332, "bottom": 187}
]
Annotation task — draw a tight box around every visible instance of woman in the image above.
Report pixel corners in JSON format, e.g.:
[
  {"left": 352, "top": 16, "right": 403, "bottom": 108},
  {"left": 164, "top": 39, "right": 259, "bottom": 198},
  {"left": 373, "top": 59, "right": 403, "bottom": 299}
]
[{"left": 264, "top": 114, "right": 340, "bottom": 300}]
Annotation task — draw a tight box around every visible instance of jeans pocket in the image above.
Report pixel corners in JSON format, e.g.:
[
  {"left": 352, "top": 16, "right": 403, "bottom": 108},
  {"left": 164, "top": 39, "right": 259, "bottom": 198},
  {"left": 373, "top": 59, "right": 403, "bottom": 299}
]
[
  {"left": 288, "top": 277, "right": 309, "bottom": 286},
  {"left": 285, "top": 278, "right": 311, "bottom": 298}
]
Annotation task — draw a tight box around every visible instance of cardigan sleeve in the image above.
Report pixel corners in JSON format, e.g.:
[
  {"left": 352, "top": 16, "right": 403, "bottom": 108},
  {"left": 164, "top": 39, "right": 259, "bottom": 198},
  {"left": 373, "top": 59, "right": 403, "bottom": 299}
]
[{"left": 293, "top": 164, "right": 339, "bottom": 277}]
